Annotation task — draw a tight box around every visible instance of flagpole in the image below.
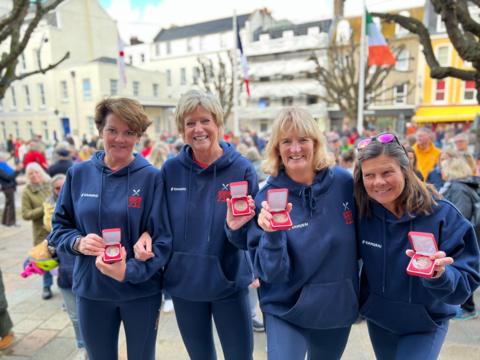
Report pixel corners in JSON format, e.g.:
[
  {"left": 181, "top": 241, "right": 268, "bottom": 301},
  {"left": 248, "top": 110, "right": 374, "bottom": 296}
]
[
  {"left": 232, "top": 10, "right": 240, "bottom": 137},
  {"left": 357, "top": 1, "right": 366, "bottom": 135}
]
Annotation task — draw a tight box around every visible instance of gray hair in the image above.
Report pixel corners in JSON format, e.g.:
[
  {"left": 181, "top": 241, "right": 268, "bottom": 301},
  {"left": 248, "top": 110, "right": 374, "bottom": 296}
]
[{"left": 25, "top": 162, "right": 50, "bottom": 184}]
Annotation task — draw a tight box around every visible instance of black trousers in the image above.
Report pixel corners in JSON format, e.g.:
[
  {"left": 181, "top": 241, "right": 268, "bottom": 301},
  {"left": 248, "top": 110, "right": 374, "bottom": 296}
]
[
  {"left": 461, "top": 294, "right": 476, "bottom": 313},
  {"left": 1, "top": 187, "right": 16, "bottom": 226},
  {"left": 0, "top": 268, "right": 13, "bottom": 337}
]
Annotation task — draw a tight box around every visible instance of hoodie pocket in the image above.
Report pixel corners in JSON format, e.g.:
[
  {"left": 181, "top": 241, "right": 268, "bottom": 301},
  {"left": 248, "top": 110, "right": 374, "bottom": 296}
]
[
  {"left": 281, "top": 279, "right": 358, "bottom": 329},
  {"left": 164, "top": 252, "right": 236, "bottom": 301},
  {"left": 360, "top": 293, "right": 440, "bottom": 335}
]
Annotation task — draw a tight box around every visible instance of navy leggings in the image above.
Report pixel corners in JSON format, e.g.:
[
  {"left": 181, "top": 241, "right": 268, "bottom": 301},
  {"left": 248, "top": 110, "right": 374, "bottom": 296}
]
[
  {"left": 265, "top": 313, "right": 351, "bottom": 360},
  {"left": 172, "top": 289, "right": 253, "bottom": 360},
  {"left": 77, "top": 294, "right": 162, "bottom": 360},
  {"left": 367, "top": 320, "right": 449, "bottom": 360}
]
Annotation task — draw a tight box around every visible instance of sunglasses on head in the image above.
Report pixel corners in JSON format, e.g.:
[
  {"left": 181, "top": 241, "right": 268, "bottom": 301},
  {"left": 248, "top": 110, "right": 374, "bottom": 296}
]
[{"left": 356, "top": 133, "right": 402, "bottom": 151}]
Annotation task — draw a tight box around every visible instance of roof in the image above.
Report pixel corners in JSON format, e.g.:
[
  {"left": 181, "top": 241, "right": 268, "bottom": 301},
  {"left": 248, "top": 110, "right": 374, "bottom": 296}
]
[
  {"left": 153, "top": 14, "right": 250, "bottom": 42},
  {"left": 254, "top": 19, "right": 332, "bottom": 41}
]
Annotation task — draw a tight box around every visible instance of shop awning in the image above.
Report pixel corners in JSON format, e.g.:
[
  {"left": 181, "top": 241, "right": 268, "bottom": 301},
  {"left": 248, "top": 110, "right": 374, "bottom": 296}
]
[{"left": 413, "top": 105, "right": 480, "bottom": 123}]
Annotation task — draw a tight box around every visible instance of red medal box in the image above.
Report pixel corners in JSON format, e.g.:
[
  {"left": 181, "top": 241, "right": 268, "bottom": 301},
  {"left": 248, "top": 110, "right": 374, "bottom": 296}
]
[
  {"left": 102, "top": 228, "right": 122, "bottom": 264},
  {"left": 406, "top": 231, "right": 438, "bottom": 278},
  {"left": 230, "top": 181, "right": 252, "bottom": 217},
  {"left": 267, "top": 188, "right": 292, "bottom": 230}
]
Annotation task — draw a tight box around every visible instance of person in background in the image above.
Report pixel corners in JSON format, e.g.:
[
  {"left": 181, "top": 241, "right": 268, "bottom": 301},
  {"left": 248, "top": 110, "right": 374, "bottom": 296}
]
[
  {"left": 339, "top": 149, "right": 355, "bottom": 174},
  {"left": 0, "top": 267, "right": 14, "bottom": 350},
  {"left": 77, "top": 145, "right": 94, "bottom": 162},
  {"left": 146, "top": 142, "right": 170, "bottom": 170},
  {"left": 49, "top": 98, "right": 171, "bottom": 360},
  {"left": 21, "top": 162, "right": 52, "bottom": 299},
  {"left": 440, "top": 155, "right": 480, "bottom": 320},
  {"left": 23, "top": 141, "right": 48, "bottom": 171},
  {"left": 250, "top": 108, "right": 358, "bottom": 359},
  {"left": 43, "top": 174, "right": 87, "bottom": 358},
  {"left": 141, "top": 138, "right": 153, "bottom": 158},
  {"left": 354, "top": 132, "right": 479, "bottom": 359},
  {"left": 413, "top": 128, "right": 441, "bottom": 180},
  {"left": 135, "top": 89, "right": 258, "bottom": 360},
  {"left": 0, "top": 152, "right": 22, "bottom": 227},
  {"left": 47, "top": 147, "right": 73, "bottom": 177},
  {"left": 405, "top": 146, "right": 424, "bottom": 180}
]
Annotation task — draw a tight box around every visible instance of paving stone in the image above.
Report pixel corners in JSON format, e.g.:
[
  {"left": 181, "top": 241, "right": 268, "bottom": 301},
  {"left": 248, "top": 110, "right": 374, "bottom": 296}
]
[{"left": 9, "top": 329, "right": 58, "bottom": 356}]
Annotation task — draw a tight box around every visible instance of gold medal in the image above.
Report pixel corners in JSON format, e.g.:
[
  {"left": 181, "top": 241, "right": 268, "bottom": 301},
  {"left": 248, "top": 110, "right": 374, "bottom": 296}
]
[
  {"left": 105, "top": 245, "right": 120, "bottom": 257},
  {"left": 233, "top": 199, "right": 248, "bottom": 212},
  {"left": 273, "top": 213, "right": 288, "bottom": 223},
  {"left": 413, "top": 257, "right": 432, "bottom": 270}
]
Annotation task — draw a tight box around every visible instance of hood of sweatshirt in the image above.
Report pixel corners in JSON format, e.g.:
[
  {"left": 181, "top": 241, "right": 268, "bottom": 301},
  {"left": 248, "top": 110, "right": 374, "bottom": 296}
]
[{"left": 177, "top": 141, "right": 241, "bottom": 173}]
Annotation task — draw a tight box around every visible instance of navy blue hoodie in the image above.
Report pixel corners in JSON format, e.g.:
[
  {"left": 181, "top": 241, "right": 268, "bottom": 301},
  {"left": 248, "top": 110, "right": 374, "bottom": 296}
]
[
  {"left": 249, "top": 167, "right": 359, "bottom": 329},
  {"left": 161, "top": 142, "right": 258, "bottom": 301},
  {"left": 49, "top": 151, "right": 172, "bottom": 301},
  {"left": 359, "top": 200, "right": 480, "bottom": 335}
]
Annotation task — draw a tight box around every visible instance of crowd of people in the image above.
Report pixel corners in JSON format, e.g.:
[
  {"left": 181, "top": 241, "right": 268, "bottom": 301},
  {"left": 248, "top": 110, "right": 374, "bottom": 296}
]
[{"left": 0, "top": 90, "right": 479, "bottom": 360}]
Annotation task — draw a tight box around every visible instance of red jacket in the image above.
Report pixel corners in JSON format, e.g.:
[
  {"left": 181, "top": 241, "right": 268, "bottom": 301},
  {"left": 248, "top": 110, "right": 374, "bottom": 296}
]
[{"left": 23, "top": 151, "right": 48, "bottom": 170}]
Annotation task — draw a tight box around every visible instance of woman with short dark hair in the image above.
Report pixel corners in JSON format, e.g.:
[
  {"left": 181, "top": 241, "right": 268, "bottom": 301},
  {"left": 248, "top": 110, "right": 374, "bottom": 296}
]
[{"left": 354, "top": 132, "right": 480, "bottom": 359}]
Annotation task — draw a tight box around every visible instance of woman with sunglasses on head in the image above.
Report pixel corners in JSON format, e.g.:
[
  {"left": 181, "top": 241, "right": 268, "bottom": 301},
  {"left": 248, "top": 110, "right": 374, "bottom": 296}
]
[
  {"left": 249, "top": 108, "right": 358, "bottom": 360},
  {"left": 354, "top": 133, "right": 480, "bottom": 360}
]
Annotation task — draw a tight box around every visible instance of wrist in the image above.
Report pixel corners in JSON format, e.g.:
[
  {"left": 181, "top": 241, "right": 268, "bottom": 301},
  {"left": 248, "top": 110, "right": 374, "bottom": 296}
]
[{"left": 73, "top": 235, "right": 83, "bottom": 253}]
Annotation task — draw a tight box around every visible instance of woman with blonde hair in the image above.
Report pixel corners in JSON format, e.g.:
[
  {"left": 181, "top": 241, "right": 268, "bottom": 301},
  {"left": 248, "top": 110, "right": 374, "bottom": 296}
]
[
  {"left": 21, "top": 162, "right": 52, "bottom": 299},
  {"left": 250, "top": 107, "right": 358, "bottom": 359},
  {"left": 146, "top": 141, "right": 169, "bottom": 169}
]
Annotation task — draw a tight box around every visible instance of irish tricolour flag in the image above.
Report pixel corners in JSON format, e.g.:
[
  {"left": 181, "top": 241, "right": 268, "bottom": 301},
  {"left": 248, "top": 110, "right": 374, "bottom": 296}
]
[{"left": 366, "top": 11, "right": 396, "bottom": 66}]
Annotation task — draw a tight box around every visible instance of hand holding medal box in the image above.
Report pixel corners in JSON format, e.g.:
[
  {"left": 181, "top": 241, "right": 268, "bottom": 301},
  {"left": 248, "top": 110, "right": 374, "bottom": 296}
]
[
  {"left": 267, "top": 188, "right": 293, "bottom": 230},
  {"left": 102, "top": 228, "right": 122, "bottom": 264},
  {"left": 406, "top": 231, "right": 438, "bottom": 278},
  {"left": 230, "top": 181, "right": 252, "bottom": 217}
]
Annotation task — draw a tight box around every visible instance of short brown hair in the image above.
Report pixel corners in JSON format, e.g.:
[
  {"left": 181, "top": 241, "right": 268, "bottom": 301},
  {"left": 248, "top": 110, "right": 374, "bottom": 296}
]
[
  {"left": 262, "top": 107, "right": 333, "bottom": 177},
  {"left": 354, "top": 139, "right": 439, "bottom": 218},
  {"left": 94, "top": 98, "right": 151, "bottom": 136}
]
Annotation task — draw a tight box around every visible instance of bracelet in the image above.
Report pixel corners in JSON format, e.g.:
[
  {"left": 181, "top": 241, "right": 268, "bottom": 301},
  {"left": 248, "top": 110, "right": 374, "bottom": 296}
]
[{"left": 73, "top": 235, "right": 82, "bottom": 253}]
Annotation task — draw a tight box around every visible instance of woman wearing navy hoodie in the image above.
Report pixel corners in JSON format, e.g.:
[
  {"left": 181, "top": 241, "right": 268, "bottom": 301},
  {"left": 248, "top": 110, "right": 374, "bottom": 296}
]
[
  {"left": 135, "top": 89, "right": 258, "bottom": 359},
  {"left": 250, "top": 108, "right": 358, "bottom": 359},
  {"left": 49, "top": 98, "right": 172, "bottom": 360},
  {"left": 354, "top": 133, "right": 480, "bottom": 360}
]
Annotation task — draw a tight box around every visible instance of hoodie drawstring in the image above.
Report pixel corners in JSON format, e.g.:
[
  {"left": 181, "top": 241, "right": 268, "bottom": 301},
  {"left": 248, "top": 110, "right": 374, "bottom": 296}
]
[
  {"left": 207, "top": 165, "right": 217, "bottom": 242},
  {"left": 98, "top": 168, "right": 104, "bottom": 230},
  {"left": 382, "top": 217, "right": 386, "bottom": 293},
  {"left": 408, "top": 219, "right": 414, "bottom": 303},
  {"left": 299, "top": 186, "right": 316, "bottom": 218},
  {"left": 126, "top": 167, "right": 131, "bottom": 245},
  {"left": 184, "top": 163, "right": 193, "bottom": 243}
]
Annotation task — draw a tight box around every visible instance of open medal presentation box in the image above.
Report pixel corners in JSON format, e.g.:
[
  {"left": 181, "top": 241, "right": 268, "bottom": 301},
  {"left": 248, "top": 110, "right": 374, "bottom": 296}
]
[
  {"left": 230, "top": 181, "right": 252, "bottom": 217},
  {"left": 267, "top": 188, "right": 292, "bottom": 230},
  {"left": 406, "top": 231, "right": 438, "bottom": 278},
  {"left": 102, "top": 228, "right": 122, "bottom": 264}
]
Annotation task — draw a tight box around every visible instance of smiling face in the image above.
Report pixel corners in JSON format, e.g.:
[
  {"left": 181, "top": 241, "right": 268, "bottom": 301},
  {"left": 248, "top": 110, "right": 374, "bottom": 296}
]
[
  {"left": 361, "top": 154, "right": 405, "bottom": 214},
  {"left": 278, "top": 130, "right": 315, "bottom": 179},
  {"left": 27, "top": 168, "right": 43, "bottom": 185},
  {"left": 183, "top": 106, "right": 220, "bottom": 155},
  {"left": 101, "top": 113, "right": 139, "bottom": 164}
]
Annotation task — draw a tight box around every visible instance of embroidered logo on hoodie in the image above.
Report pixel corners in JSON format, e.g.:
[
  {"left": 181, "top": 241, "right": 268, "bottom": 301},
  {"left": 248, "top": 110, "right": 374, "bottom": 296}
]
[
  {"left": 217, "top": 183, "right": 231, "bottom": 202},
  {"left": 342, "top": 202, "right": 353, "bottom": 224},
  {"left": 128, "top": 189, "right": 142, "bottom": 209}
]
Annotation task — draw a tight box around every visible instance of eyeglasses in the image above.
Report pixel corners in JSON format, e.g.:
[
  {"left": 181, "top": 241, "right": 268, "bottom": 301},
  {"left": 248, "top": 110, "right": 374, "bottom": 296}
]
[{"left": 356, "top": 133, "right": 401, "bottom": 151}]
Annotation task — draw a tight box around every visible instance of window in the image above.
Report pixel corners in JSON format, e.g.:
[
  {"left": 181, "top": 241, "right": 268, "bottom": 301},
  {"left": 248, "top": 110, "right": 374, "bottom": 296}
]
[
  {"left": 87, "top": 116, "right": 95, "bottom": 135},
  {"left": 128, "top": 55, "right": 133, "bottom": 64},
  {"left": 259, "top": 76, "right": 270, "bottom": 82},
  {"left": 133, "top": 81, "right": 140, "bottom": 96},
  {"left": 166, "top": 41, "right": 171, "bottom": 55},
  {"left": 306, "top": 95, "right": 318, "bottom": 105},
  {"left": 166, "top": 69, "right": 172, "bottom": 86},
  {"left": 395, "top": 49, "right": 409, "bottom": 71},
  {"left": 393, "top": 84, "right": 407, "bottom": 104},
  {"left": 258, "top": 97, "right": 270, "bottom": 108},
  {"left": 281, "top": 97, "right": 293, "bottom": 106},
  {"left": 180, "top": 68, "right": 186, "bottom": 85},
  {"left": 193, "top": 67, "right": 200, "bottom": 85},
  {"left": 60, "top": 80, "right": 68, "bottom": 100},
  {"left": 42, "top": 121, "right": 49, "bottom": 141},
  {"left": 140, "top": 53, "right": 145, "bottom": 63},
  {"left": 153, "top": 83, "right": 159, "bottom": 97},
  {"left": 27, "top": 121, "right": 33, "bottom": 138},
  {"left": 38, "top": 83, "right": 46, "bottom": 107},
  {"left": 24, "top": 85, "right": 31, "bottom": 109},
  {"left": 281, "top": 75, "right": 294, "bottom": 81},
  {"left": 110, "top": 79, "right": 118, "bottom": 96},
  {"left": 14, "top": 121, "right": 19, "bottom": 138},
  {"left": 434, "top": 80, "right": 446, "bottom": 102},
  {"left": 187, "top": 38, "right": 192, "bottom": 52},
  {"left": 20, "top": 53, "right": 27, "bottom": 70},
  {"left": 437, "top": 46, "right": 449, "bottom": 66},
  {"left": 155, "top": 43, "right": 161, "bottom": 56},
  {"left": 463, "top": 80, "right": 476, "bottom": 102},
  {"left": 436, "top": 14, "right": 446, "bottom": 32},
  {"left": 1, "top": 121, "right": 5, "bottom": 140},
  {"left": 82, "top": 79, "right": 91, "bottom": 100},
  {"left": 10, "top": 87, "right": 16, "bottom": 109}
]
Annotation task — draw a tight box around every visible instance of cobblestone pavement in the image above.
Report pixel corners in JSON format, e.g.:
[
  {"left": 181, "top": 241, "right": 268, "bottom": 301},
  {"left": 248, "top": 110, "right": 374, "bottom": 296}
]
[{"left": 0, "top": 197, "right": 479, "bottom": 359}]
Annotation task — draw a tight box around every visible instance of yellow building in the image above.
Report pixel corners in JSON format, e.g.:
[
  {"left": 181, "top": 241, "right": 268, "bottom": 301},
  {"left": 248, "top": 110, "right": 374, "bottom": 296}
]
[{"left": 413, "top": 11, "right": 479, "bottom": 126}]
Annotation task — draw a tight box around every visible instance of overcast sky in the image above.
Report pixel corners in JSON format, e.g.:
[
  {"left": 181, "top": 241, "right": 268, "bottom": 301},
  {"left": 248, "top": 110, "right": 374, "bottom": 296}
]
[{"left": 99, "top": 0, "right": 426, "bottom": 42}]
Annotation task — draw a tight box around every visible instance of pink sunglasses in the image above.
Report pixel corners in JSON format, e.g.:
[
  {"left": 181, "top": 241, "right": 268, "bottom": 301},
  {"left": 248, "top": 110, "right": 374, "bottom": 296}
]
[{"left": 356, "top": 133, "right": 401, "bottom": 151}]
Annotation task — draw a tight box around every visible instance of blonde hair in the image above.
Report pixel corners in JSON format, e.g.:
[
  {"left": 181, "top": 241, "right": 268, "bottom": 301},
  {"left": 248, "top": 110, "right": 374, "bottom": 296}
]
[
  {"left": 262, "top": 107, "right": 333, "bottom": 177},
  {"left": 147, "top": 142, "right": 169, "bottom": 169},
  {"left": 175, "top": 89, "right": 224, "bottom": 136},
  {"left": 94, "top": 98, "right": 152, "bottom": 136},
  {"left": 441, "top": 156, "right": 473, "bottom": 180}
]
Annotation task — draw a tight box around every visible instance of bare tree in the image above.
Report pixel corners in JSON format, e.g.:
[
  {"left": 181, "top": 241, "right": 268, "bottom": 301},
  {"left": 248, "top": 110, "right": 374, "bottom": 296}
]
[
  {"left": 0, "top": 0, "right": 69, "bottom": 100},
  {"left": 311, "top": 35, "right": 412, "bottom": 127},
  {"left": 197, "top": 52, "right": 244, "bottom": 121},
  {"left": 372, "top": 0, "right": 480, "bottom": 103}
]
